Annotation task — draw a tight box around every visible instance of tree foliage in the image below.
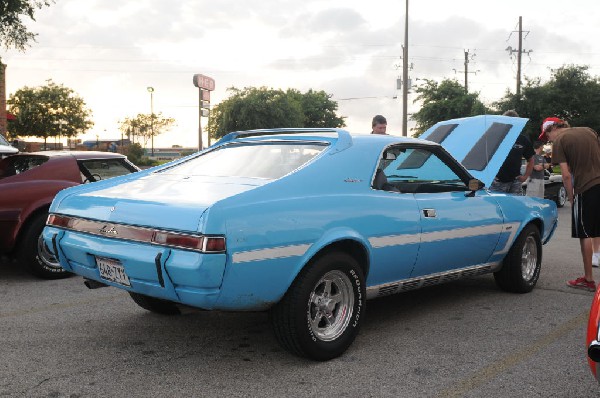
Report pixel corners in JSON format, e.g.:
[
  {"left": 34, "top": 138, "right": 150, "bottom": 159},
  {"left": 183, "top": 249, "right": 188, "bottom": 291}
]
[
  {"left": 119, "top": 112, "right": 175, "bottom": 149},
  {"left": 410, "top": 79, "right": 489, "bottom": 137},
  {"left": 493, "top": 65, "right": 600, "bottom": 141},
  {"left": 207, "top": 87, "right": 346, "bottom": 141},
  {"left": 0, "top": 0, "right": 54, "bottom": 51},
  {"left": 7, "top": 80, "right": 94, "bottom": 142}
]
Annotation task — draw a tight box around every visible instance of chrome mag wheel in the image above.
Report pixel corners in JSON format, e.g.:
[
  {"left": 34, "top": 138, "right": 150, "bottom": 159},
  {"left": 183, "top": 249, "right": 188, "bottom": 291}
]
[{"left": 308, "top": 270, "right": 354, "bottom": 342}]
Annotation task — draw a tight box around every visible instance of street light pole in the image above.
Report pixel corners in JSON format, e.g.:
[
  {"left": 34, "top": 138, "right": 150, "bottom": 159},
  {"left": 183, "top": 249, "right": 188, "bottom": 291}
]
[
  {"left": 147, "top": 86, "right": 155, "bottom": 156},
  {"left": 402, "top": 0, "right": 409, "bottom": 137}
]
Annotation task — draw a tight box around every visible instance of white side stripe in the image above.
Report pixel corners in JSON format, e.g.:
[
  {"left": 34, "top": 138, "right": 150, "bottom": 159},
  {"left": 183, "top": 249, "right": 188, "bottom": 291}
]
[
  {"left": 369, "top": 223, "right": 506, "bottom": 249},
  {"left": 493, "top": 222, "right": 521, "bottom": 255},
  {"left": 232, "top": 222, "right": 520, "bottom": 264},
  {"left": 369, "top": 234, "right": 420, "bottom": 249},
  {"left": 233, "top": 244, "right": 311, "bottom": 264}
]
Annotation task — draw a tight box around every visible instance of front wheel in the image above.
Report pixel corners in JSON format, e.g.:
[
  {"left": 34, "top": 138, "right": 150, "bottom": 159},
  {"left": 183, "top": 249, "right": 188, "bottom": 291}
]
[
  {"left": 17, "top": 212, "right": 70, "bottom": 279},
  {"left": 494, "top": 224, "right": 542, "bottom": 293},
  {"left": 269, "top": 251, "right": 365, "bottom": 361}
]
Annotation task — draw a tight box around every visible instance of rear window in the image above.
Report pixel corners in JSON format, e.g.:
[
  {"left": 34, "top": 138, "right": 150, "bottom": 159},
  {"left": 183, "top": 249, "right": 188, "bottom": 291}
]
[
  {"left": 162, "top": 142, "right": 327, "bottom": 179},
  {"left": 0, "top": 155, "right": 48, "bottom": 178}
]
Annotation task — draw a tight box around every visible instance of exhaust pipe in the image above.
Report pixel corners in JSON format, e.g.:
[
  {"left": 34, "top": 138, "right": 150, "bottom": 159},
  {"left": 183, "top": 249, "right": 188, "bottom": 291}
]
[
  {"left": 589, "top": 340, "right": 600, "bottom": 363},
  {"left": 84, "top": 278, "right": 108, "bottom": 289}
]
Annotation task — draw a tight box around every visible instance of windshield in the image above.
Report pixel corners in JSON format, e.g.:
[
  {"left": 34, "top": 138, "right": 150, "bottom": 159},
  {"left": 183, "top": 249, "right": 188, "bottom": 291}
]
[{"left": 162, "top": 142, "right": 327, "bottom": 179}]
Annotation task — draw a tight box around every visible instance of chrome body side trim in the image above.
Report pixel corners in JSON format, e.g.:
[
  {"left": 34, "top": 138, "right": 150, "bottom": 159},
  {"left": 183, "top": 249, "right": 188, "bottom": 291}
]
[{"left": 366, "top": 262, "right": 500, "bottom": 299}]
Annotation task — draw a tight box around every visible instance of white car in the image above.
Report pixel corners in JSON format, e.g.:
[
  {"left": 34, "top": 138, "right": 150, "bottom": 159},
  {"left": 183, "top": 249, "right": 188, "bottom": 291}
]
[{"left": 0, "top": 134, "right": 18, "bottom": 158}]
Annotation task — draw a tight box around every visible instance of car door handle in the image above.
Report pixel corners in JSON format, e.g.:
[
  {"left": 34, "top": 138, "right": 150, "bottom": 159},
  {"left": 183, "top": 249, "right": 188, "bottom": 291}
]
[{"left": 422, "top": 209, "right": 437, "bottom": 218}]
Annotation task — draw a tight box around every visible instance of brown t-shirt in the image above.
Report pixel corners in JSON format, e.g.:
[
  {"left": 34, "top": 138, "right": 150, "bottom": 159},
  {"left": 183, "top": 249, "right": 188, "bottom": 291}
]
[{"left": 552, "top": 127, "right": 600, "bottom": 194}]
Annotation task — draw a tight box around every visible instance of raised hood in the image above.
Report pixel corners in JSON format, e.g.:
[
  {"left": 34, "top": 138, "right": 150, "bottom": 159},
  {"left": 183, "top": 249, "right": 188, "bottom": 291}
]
[
  {"left": 55, "top": 173, "right": 267, "bottom": 232},
  {"left": 419, "top": 115, "right": 528, "bottom": 187}
]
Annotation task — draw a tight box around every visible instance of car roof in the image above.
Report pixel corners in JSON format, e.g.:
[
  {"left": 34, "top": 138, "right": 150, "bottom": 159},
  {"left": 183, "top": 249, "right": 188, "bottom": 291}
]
[{"left": 13, "top": 150, "right": 127, "bottom": 160}]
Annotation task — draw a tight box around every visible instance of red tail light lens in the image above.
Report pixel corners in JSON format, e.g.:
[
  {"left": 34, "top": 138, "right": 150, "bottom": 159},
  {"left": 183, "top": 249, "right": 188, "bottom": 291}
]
[
  {"left": 153, "top": 231, "right": 203, "bottom": 251},
  {"left": 204, "top": 237, "right": 226, "bottom": 252},
  {"left": 47, "top": 214, "right": 74, "bottom": 228}
]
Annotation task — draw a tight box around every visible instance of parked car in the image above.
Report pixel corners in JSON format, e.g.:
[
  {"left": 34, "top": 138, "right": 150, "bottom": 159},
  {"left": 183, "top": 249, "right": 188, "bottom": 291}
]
[
  {"left": 521, "top": 161, "right": 567, "bottom": 207},
  {"left": 0, "top": 151, "right": 139, "bottom": 278},
  {"left": 0, "top": 134, "right": 18, "bottom": 158},
  {"left": 588, "top": 286, "right": 600, "bottom": 382},
  {"left": 43, "top": 115, "right": 558, "bottom": 360}
]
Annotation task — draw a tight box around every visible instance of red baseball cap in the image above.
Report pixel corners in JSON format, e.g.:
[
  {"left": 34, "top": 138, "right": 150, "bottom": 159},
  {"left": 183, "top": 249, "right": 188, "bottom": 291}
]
[{"left": 539, "top": 117, "right": 564, "bottom": 141}]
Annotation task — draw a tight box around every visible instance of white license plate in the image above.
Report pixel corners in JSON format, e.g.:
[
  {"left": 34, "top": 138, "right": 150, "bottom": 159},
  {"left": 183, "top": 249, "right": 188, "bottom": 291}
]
[{"left": 96, "top": 256, "right": 131, "bottom": 287}]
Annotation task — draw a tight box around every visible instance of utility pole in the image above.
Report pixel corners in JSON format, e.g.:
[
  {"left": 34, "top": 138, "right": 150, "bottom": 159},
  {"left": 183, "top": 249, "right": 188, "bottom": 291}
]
[
  {"left": 401, "top": 0, "right": 409, "bottom": 137},
  {"left": 453, "top": 50, "right": 479, "bottom": 93},
  {"left": 506, "top": 16, "right": 532, "bottom": 97}
]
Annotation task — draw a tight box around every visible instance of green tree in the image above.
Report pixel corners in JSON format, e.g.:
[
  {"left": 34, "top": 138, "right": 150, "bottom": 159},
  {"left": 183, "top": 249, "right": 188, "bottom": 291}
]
[
  {"left": 494, "top": 65, "right": 600, "bottom": 140},
  {"left": 7, "top": 80, "right": 94, "bottom": 146},
  {"left": 119, "top": 112, "right": 175, "bottom": 149},
  {"left": 286, "top": 88, "right": 346, "bottom": 128},
  {"left": 207, "top": 87, "right": 346, "bottom": 141},
  {"left": 410, "top": 79, "right": 489, "bottom": 137},
  {"left": 125, "top": 142, "right": 144, "bottom": 165},
  {"left": 0, "top": 0, "right": 54, "bottom": 51}
]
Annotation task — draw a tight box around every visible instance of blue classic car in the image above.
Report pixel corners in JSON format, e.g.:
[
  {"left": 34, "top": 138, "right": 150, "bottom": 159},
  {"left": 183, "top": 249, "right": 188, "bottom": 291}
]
[{"left": 43, "top": 115, "right": 558, "bottom": 360}]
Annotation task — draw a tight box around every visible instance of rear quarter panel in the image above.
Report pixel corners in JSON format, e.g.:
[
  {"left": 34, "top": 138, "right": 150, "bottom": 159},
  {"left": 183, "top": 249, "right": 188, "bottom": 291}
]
[{"left": 204, "top": 140, "right": 419, "bottom": 309}]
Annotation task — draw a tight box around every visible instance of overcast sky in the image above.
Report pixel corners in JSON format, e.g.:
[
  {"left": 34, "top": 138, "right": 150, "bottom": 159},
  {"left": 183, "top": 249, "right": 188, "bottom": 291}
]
[{"left": 3, "top": 0, "right": 600, "bottom": 148}]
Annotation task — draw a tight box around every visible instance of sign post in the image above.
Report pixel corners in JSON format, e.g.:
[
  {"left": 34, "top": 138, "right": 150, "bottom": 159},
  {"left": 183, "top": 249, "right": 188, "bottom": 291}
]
[{"left": 193, "top": 74, "right": 215, "bottom": 150}]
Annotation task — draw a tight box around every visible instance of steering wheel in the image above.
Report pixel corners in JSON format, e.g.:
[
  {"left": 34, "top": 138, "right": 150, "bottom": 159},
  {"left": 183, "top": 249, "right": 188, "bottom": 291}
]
[{"left": 83, "top": 173, "right": 102, "bottom": 183}]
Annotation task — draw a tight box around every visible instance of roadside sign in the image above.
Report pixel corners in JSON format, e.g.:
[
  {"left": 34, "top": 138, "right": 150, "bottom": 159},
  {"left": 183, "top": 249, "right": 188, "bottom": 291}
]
[{"left": 193, "top": 74, "right": 215, "bottom": 91}]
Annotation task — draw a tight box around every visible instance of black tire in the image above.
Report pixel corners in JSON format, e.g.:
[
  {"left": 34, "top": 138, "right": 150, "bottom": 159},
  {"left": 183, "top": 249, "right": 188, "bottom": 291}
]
[
  {"left": 494, "top": 224, "right": 542, "bottom": 293},
  {"left": 17, "top": 212, "right": 70, "bottom": 279},
  {"left": 555, "top": 185, "right": 567, "bottom": 208},
  {"left": 128, "top": 292, "right": 181, "bottom": 315},
  {"left": 269, "top": 251, "right": 365, "bottom": 361}
]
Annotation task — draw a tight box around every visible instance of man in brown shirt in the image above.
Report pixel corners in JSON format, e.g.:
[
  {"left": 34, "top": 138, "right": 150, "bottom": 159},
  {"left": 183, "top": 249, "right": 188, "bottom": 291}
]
[{"left": 540, "top": 117, "right": 600, "bottom": 291}]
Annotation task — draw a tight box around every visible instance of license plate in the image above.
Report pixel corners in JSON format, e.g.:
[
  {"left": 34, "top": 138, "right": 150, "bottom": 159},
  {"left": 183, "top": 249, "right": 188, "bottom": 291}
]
[{"left": 96, "top": 256, "right": 131, "bottom": 287}]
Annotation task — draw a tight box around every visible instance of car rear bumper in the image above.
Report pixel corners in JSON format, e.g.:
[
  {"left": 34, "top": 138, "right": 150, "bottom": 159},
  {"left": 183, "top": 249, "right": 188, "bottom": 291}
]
[{"left": 43, "top": 226, "right": 226, "bottom": 309}]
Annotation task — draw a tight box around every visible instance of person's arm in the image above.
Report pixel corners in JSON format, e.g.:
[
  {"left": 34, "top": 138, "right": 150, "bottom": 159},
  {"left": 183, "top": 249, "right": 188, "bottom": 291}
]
[
  {"left": 518, "top": 157, "right": 534, "bottom": 182},
  {"left": 559, "top": 162, "right": 574, "bottom": 204}
]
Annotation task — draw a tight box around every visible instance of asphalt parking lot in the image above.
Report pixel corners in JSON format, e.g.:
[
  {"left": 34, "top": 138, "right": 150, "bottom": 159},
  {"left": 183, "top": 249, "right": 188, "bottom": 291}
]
[{"left": 1, "top": 203, "right": 599, "bottom": 397}]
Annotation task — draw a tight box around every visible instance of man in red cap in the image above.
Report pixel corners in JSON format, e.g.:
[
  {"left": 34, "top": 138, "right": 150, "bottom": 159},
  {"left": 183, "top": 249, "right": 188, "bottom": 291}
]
[{"left": 540, "top": 117, "right": 600, "bottom": 291}]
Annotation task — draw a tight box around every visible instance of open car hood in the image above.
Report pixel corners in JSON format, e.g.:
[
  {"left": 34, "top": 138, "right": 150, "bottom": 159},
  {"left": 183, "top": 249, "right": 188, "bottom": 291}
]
[{"left": 419, "top": 115, "right": 528, "bottom": 188}]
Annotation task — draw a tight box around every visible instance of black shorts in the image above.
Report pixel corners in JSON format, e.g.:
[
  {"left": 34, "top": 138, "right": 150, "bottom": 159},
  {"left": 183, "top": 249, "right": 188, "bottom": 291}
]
[{"left": 572, "top": 183, "right": 600, "bottom": 238}]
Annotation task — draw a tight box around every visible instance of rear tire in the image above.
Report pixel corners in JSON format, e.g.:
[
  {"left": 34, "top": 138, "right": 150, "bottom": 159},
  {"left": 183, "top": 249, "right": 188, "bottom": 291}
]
[
  {"left": 128, "top": 292, "right": 181, "bottom": 315},
  {"left": 17, "top": 212, "right": 70, "bottom": 279},
  {"left": 269, "top": 251, "right": 365, "bottom": 361},
  {"left": 494, "top": 224, "right": 541, "bottom": 293}
]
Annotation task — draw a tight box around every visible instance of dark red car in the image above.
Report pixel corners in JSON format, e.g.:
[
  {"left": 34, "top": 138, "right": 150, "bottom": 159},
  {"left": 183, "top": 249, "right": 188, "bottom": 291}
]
[{"left": 0, "top": 151, "right": 139, "bottom": 278}]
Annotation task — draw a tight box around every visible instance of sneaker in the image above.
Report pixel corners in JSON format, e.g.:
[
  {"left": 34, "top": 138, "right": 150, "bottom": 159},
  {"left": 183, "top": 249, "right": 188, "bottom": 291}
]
[
  {"left": 567, "top": 277, "right": 597, "bottom": 292},
  {"left": 593, "top": 253, "right": 600, "bottom": 268}
]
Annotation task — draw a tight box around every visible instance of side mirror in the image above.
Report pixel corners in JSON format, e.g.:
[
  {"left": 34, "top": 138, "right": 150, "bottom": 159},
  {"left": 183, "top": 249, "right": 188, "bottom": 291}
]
[{"left": 468, "top": 178, "right": 484, "bottom": 191}]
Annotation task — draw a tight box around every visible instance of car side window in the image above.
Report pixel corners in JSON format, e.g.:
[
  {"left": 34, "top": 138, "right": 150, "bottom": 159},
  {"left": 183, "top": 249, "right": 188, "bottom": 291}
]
[
  {"left": 79, "top": 159, "right": 135, "bottom": 182},
  {"left": 374, "top": 146, "right": 468, "bottom": 193}
]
